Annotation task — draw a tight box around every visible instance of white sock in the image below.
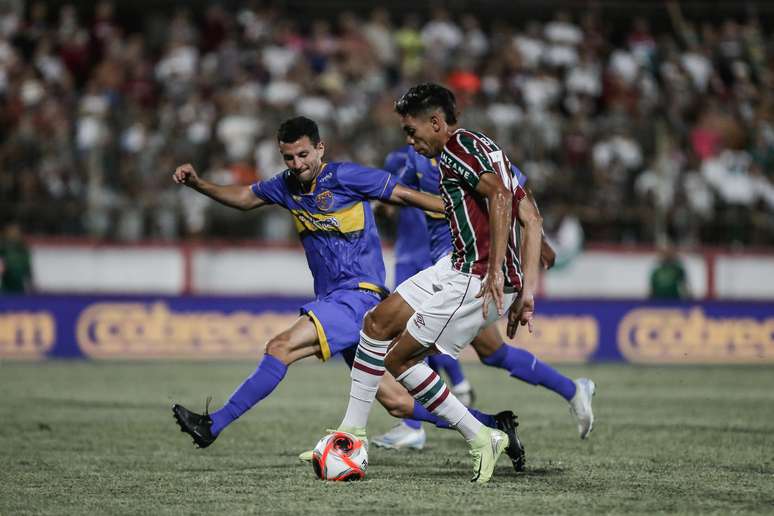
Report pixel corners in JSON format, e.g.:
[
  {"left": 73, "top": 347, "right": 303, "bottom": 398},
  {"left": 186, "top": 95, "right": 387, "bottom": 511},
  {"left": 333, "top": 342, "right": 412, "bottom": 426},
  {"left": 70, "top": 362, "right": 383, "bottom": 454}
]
[
  {"left": 340, "top": 331, "right": 389, "bottom": 430},
  {"left": 396, "top": 362, "right": 482, "bottom": 441}
]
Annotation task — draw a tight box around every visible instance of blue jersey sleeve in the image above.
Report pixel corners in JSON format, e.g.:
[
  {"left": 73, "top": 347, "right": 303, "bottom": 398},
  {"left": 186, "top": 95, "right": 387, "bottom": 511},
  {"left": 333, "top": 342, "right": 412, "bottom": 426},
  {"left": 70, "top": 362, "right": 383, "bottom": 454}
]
[
  {"left": 338, "top": 162, "right": 398, "bottom": 201},
  {"left": 384, "top": 148, "right": 409, "bottom": 176},
  {"left": 399, "top": 151, "right": 420, "bottom": 189},
  {"left": 510, "top": 163, "right": 527, "bottom": 187},
  {"left": 250, "top": 171, "right": 288, "bottom": 207}
]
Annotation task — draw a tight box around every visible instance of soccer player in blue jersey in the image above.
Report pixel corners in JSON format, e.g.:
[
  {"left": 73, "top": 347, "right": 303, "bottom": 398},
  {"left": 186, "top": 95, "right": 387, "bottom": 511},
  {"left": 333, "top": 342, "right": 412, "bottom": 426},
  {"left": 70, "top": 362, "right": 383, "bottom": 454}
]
[
  {"left": 372, "top": 142, "right": 594, "bottom": 453},
  {"left": 170, "top": 116, "right": 515, "bottom": 450}
]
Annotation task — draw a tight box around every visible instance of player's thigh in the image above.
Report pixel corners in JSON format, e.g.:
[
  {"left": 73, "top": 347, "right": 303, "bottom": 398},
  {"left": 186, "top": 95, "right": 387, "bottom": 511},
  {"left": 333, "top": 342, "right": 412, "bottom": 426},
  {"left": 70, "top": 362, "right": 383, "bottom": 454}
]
[
  {"left": 362, "top": 292, "right": 415, "bottom": 341},
  {"left": 407, "top": 271, "right": 516, "bottom": 359},
  {"left": 302, "top": 289, "right": 381, "bottom": 361},
  {"left": 394, "top": 255, "right": 449, "bottom": 313},
  {"left": 265, "top": 315, "right": 321, "bottom": 363},
  {"left": 372, "top": 256, "right": 450, "bottom": 340},
  {"left": 471, "top": 323, "right": 504, "bottom": 359}
]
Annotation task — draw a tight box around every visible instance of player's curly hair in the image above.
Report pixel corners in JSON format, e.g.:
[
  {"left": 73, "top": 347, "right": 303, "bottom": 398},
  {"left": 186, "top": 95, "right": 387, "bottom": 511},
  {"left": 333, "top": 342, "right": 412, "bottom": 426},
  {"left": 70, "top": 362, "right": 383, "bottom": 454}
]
[
  {"left": 395, "top": 83, "right": 458, "bottom": 125},
  {"left": 277, "top": 116, "right": 321, "bottom": 145}
]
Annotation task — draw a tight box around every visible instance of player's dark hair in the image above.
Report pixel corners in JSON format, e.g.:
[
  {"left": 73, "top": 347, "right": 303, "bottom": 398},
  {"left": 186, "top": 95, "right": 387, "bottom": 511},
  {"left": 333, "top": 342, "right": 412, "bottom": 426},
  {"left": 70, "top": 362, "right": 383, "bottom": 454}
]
[
  {"left": 395, "top": 83, "right": 458, "bottom": 124},
  {"left": 277, "top": 116, "right": 321, "bottom": 145}
]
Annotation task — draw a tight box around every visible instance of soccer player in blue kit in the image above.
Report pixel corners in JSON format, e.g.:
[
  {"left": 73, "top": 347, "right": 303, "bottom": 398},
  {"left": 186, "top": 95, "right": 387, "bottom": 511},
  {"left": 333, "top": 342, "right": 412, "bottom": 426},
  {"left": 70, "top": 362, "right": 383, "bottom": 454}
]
[
  {"left": 371, "top": 142, "right": 595, "bottom": 455},
  {"left": 171, "top": 116, "right": 516, "bottom": 449}
]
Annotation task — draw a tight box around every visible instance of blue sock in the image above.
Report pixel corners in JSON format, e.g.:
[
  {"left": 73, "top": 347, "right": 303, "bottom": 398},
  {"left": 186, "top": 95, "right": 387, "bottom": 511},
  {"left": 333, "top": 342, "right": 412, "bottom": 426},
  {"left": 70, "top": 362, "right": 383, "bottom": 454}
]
[
  {"left": 402, "top": 418, "right": 422, "bottom": 430},
  {"left": 427, "top": 354, "right": 466, "bottom": 386},
  {"left": 412, "top": 402, "right": 496, "bottom": 429},
  {"left": 482, "top": 344, "right": 577, "bottom": 401},
  {"left": 210, "top": 354, "right": 287, "bottom": 435}
]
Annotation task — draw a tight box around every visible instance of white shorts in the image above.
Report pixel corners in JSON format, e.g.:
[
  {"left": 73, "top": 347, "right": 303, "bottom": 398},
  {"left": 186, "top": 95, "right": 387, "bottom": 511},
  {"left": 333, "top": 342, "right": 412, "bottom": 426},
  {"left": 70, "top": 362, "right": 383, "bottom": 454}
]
[{"left": 395, "top": 254, "right": 517, "bottom": 359}]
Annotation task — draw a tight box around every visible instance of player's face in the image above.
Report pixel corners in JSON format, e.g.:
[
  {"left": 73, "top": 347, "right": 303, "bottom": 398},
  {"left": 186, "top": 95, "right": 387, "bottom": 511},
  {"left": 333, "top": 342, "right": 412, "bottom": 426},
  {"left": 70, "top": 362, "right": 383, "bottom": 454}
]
[
  {"left": 278, "top": 136, "right": 325, "bottom": 184},
  {"left": 400, "top": 113, "right": 444, "bottom": 157}
]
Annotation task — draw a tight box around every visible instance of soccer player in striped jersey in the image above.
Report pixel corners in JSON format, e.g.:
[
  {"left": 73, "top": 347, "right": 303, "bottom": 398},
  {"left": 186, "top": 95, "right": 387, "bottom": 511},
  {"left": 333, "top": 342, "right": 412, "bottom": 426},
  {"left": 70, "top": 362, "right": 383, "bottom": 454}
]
[
  {"left": 373, "top": 144, "right": 594, "bottom": 452},
  {"left": 376, "top": 147, "right": 477, "bottom": 451},
  {"left": 170, "top": 116, "right": 516, "bottom": 451},
  {"left": 333, "top": 84, "right": 593, "bottom": 483}
]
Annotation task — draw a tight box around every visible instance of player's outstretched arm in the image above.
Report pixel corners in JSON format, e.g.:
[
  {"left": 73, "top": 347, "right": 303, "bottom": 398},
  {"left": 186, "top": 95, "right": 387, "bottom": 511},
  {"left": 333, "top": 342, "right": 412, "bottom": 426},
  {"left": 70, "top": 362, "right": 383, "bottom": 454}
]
[
  {"left": 523, "top": 187, "right": 556, "bottom": 269},
  {"left": 518, "top": 188, "right": 543, "bottom": 297},
  {"left": 474, "top": 173, "right": 512, "bottom": 318},
  {"left": 387, "top": 184, "right": 445, "bottom": 213},
  {"left": 506, "top": 189, "right": 543, "bottom": 338},
  {"left": 172, "top": 163, "right": 266, "bottom": 211}
]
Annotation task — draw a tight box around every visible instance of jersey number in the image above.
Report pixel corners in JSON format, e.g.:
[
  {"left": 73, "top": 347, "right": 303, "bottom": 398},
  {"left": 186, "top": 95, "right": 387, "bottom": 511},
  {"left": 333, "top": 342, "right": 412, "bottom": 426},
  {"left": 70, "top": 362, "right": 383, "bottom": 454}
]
[{"left": 488, "top": 150, "right": 515, "bottom": 192}]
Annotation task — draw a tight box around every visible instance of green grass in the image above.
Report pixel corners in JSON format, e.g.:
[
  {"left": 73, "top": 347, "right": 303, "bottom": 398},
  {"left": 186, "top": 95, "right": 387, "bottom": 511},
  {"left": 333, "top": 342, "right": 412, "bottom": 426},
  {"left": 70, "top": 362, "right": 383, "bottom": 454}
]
[{"left": 1, "top": 361, "right": 773, "bottom": 515}]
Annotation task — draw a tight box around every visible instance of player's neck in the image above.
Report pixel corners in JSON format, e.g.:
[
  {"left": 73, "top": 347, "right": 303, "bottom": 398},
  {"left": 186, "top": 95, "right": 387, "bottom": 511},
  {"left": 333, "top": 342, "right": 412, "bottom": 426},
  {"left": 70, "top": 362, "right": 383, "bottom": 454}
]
[
  {"left": 297, "top": 163, "right": 324, "bottom": 193},
  {"left": 440, "top": 124, "right": 460, "bottom": 150}
]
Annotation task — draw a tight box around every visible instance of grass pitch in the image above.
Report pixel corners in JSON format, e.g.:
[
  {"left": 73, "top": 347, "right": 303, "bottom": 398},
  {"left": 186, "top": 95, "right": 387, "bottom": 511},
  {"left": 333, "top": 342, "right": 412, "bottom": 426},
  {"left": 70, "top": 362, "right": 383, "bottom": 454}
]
[{"left": 1, "top": 361, "right": 773, "bottom": 515}]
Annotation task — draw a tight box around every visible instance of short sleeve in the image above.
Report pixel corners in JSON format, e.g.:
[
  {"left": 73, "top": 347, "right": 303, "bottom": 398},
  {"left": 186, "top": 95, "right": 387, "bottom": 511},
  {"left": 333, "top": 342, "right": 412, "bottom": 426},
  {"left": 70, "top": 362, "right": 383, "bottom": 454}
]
[
  {"left": 444, "top": 132, "right": 496, "bottom": 190},
  {"left": 383, "top": 148, "right": 409, "bottom": 176},
  {"left": 250, "top": 172, "right": 288, "bottom": 207},
  {"left": 337, "top": 162, "right": 398, "bottom": 201}
]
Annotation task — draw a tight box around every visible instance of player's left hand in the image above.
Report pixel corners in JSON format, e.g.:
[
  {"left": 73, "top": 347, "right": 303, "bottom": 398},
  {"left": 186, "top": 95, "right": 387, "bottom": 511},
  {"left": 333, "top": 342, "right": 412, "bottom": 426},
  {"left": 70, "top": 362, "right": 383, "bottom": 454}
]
[
  {"left": 476, "top": 268, "right": 505, "bottom": 319},
  {"left": 506, "top": 291, "right": 535, "bottom": 338}
]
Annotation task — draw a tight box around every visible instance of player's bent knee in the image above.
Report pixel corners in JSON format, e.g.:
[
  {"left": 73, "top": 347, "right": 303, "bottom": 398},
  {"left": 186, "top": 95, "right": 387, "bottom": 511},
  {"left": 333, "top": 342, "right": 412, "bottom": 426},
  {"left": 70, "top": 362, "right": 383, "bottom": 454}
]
[
  {"left": 363, "top": 310, "right": 398, "bottom": 341},
  {"left": 264, "top": 334, "right": 292, "bottom": 360}
]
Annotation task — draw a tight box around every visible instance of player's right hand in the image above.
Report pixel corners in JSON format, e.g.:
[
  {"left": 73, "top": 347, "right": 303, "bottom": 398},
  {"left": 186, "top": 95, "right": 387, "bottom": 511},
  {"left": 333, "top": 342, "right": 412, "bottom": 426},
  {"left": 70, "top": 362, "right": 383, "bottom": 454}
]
[
  {"left": 476, "top": 268, "right": 505, "bottom": 319},
  {"left": 173, "top": 163, "right": 199, "bottom": 186},
  {"left": 506, "top": 291, "right": 535, "bottom": 339}
]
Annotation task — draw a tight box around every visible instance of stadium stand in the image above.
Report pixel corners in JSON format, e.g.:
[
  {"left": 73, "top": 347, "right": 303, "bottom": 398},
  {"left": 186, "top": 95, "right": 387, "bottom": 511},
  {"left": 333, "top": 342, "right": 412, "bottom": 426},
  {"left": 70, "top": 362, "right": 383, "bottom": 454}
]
[{"left": 0, "top": 1, "right": 772, "bottom": 246}]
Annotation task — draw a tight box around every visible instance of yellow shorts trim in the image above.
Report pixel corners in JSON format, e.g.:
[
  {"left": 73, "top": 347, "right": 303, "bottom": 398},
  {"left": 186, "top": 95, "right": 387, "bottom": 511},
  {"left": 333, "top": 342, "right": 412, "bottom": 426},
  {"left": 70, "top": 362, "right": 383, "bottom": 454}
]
[
  {"left": 357, "top": 282, "right": 387, "bottom": 298},
  {"left": 306, "top": 310, "right": 331, "bottom": 361}
]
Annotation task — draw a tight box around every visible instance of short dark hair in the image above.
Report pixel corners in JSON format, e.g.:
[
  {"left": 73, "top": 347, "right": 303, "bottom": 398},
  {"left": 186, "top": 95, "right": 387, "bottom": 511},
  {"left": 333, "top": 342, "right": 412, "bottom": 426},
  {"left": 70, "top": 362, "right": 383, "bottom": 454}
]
[
  {"left": 395, "top": 83, "right": 458, "bottom": 124},
  {"left": 277, "top": 116, "right": 321, "bottom": 145}
]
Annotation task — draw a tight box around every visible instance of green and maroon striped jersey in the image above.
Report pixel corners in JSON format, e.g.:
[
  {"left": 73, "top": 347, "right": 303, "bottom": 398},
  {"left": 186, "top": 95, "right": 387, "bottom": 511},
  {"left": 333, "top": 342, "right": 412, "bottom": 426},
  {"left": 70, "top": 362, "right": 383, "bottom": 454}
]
[{"left": 438, "top": 128, "right": 526, "bottom": 289}]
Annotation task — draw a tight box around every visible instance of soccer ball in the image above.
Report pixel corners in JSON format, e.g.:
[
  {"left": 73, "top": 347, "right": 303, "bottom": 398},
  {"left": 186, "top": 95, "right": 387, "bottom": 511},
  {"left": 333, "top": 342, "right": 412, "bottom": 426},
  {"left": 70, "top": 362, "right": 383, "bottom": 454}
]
[{"left": 311, "top": 431, "right": 368, "bottom": 481}]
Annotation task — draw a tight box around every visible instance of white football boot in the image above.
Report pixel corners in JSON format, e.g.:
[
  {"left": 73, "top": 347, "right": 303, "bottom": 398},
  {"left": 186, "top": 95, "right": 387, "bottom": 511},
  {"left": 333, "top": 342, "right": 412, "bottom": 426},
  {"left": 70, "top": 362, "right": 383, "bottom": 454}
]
[
  {"left": 569, "top": 378, "right": 596, "bottom": 439},
  {"left": 372, "top": 422, "right": 426, "bottom": 450}
]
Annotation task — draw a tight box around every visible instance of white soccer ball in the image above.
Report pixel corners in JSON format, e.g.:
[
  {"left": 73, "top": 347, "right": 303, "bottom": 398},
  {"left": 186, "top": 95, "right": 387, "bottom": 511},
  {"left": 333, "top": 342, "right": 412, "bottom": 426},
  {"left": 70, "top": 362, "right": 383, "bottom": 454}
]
[{"left": 311, "top": 431, "right": 368, "bottom": 481}]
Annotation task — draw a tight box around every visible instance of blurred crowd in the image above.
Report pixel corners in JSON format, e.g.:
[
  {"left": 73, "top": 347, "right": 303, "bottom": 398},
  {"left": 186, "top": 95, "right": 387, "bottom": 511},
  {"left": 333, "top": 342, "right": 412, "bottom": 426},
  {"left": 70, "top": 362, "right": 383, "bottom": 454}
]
[{"left": 1, "top": 1, "right": 773, "bottom": 246}]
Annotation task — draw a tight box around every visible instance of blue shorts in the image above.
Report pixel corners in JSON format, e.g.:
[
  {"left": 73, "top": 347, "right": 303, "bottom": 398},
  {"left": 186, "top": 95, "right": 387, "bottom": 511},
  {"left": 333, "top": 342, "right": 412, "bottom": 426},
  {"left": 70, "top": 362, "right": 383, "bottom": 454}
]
[{"left": 300, "top": 289, "right": 382, "bottom": 361}]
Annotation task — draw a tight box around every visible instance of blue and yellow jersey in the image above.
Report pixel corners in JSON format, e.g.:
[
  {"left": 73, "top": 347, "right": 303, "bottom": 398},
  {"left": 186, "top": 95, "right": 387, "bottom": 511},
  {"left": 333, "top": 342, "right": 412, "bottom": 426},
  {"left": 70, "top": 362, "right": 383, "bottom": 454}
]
[
  {"left": 384, "top": 146, "right": 431, "bottom": 268},
  {"left": 404, "top": 145, "right": 528, "bottom": 264},
  {"left": 251, "top": 162, "right": 397, "bottom": 298}
]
